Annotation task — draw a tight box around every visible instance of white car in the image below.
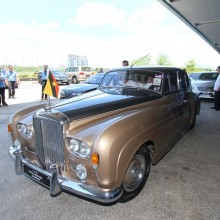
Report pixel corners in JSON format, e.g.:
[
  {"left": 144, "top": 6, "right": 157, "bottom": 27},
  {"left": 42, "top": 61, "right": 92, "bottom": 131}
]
[
  {"left": 190, "top": 71, "right": 218, "bottom": 99},
  {"left": 64, "top": 66, "right": 94, "bottom": 84}
]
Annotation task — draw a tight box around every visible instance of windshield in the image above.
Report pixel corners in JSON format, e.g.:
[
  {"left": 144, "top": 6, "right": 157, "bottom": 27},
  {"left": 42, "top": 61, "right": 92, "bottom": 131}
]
[
  {"left": 51, "top": 71, "right": 64, "bottom": 76},
  {"left": 197, "top": 72, "right": 218, "bottom": 80},
  {"left": 85, "top": 73, "right": 105, "bottom": 84},
  {"left": 99, "top": 69, "right": 163, "bottom": 95}
]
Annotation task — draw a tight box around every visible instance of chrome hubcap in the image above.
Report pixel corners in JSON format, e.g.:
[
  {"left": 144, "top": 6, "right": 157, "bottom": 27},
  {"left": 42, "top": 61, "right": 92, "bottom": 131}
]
[{"left": 123, "top": 154, "right": 146, "bottom": 192}]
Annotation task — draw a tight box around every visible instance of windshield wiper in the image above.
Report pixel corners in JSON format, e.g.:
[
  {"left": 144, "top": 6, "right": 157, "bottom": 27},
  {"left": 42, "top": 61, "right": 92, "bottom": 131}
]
[{"left": 122, "top": 86, "right": 160, "bottom": 94}]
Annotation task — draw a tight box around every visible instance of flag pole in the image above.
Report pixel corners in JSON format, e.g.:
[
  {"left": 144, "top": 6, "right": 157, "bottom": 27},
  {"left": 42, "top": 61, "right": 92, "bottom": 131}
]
[{"left": 48, "top": 95, "right": 51, "bottom": 106}]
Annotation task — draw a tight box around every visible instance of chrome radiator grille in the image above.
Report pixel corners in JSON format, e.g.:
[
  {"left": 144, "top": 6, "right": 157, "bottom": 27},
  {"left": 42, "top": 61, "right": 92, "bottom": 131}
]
[{"left": 33, "top": 116, "right": 65, "bottom": 170}]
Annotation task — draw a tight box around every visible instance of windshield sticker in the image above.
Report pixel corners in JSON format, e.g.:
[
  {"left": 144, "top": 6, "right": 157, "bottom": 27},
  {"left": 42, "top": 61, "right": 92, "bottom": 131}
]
[{"left": 153, "top": 78, "right": 161, "bottom": 86}]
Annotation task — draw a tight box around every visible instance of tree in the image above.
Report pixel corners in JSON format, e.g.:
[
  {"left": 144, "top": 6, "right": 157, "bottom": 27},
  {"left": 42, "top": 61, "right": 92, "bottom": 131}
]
[
  {"left": 184, "top": 59, "right": 197, "bottom": 73},
  {"left": 156, "top": 54, "right": 172, "bottom": 66},
  {"left": 130, "top": 54, "right": 152, "bottom": 66}
]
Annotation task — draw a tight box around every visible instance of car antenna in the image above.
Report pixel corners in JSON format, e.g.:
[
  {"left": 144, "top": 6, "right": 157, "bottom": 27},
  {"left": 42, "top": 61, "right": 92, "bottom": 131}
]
[{"left": 130, "top": 54, "right": 150, "bottom": 68}]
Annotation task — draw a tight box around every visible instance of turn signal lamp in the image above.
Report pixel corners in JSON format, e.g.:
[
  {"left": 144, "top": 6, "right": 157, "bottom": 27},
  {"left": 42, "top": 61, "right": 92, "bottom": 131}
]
[
  {"left": 8, "top": 123, "right": 13, "bottom": 133},
  {"left": 91, "top": 152, "right": 99, "bottom": 169}
]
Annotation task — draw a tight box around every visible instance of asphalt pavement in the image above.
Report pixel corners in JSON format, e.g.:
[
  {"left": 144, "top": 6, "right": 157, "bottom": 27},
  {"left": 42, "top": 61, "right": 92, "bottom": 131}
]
[{"left": 0, "top": 82, "right": 220, "bottom": 220}]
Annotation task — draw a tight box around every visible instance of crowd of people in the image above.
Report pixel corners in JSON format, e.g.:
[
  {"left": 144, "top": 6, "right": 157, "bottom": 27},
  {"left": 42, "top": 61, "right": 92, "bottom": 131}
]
[{"left": 0, "top": 65, "right": 19, "bottom": 107}]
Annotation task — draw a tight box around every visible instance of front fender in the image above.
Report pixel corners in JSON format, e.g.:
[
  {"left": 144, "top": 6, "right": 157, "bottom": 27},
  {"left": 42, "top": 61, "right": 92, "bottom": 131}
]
[
  {"left": 9, "top": 103, "right": 47, "bottom": 142},
  {"left": 93, "top": 109, "right": 158, "bottom": 189}
]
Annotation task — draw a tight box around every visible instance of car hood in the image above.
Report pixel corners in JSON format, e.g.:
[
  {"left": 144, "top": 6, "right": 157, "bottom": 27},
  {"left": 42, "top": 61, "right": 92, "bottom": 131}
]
[
  {"left": 50, "top": 89, "right": 161, "bottom": 121},
  {"left": 62, "top": 83, "right": 99, "bottom": 93}
]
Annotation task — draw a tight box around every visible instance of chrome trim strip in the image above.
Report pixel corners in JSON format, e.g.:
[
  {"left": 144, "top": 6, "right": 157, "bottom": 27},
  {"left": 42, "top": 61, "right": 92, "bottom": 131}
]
[{"left": 9, "top": 145, "right": 123, "bottom": 204}]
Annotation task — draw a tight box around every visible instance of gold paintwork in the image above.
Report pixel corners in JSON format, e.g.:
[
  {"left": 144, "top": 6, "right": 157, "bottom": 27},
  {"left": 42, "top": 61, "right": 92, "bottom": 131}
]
[{"left": 9, "top": 67, "right": 200, "bottom": 198}]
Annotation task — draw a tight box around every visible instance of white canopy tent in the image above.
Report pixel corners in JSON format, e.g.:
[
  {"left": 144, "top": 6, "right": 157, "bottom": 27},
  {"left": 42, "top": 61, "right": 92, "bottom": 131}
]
[{"left": 158, "top": 0, "right": 220, "bottom": 54}]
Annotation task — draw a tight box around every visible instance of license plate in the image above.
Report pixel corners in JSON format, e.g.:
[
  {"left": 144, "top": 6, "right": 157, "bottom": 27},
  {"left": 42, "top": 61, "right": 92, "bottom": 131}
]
[{"left": 24, "top": 164, "right": 50, "bottom": 188}]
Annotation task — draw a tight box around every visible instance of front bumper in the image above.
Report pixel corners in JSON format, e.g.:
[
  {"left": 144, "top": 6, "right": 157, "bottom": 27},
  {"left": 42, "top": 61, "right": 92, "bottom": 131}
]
[
  {"left": 9, "top": 143, "right": 123, "bottom": 204},
  {"left": 196, "top": 92, "right": 215, "bottom": 99},
  {"left": 192, "top": 88, "right": 215, "bottom": 99}
]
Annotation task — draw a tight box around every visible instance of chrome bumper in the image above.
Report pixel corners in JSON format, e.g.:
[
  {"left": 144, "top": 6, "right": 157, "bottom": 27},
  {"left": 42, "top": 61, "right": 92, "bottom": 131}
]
[{"left": 9, "top": 144, "right": 123, "bottom": 204}]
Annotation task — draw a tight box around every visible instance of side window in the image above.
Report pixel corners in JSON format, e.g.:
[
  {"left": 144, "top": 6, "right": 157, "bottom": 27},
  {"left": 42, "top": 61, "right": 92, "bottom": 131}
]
[
  {"left": 163, "top": 71, "right": 178, "bottom": 94},
  {"left": 178, "top": 70, "right": 187, "bottom": 91},
  {"left": 164, "top": 76, "right": 170, "bottom": 93},
  {"left": 169, "top": 72, "right": 178, "bottom": 91}
]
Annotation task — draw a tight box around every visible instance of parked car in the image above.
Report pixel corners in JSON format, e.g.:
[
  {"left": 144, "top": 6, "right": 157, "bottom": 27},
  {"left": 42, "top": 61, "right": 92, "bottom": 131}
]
[
  {"left": 8, "top": 66, "right": 200, "bottom": 204},
  {"left": 38, "top": 70, "right": 70, "bottom": 85},
  {"left": 60, "top": 72, "right": 105, "bottom": 99},
  {"left": 188, "top": 72, "right": 199, "bottom": 80},
  {"left": 190, "top": 71, "right": 218, "bottom": 98},
  {"left": 64, "top": 66, "right": 94, "bottom": 84}
]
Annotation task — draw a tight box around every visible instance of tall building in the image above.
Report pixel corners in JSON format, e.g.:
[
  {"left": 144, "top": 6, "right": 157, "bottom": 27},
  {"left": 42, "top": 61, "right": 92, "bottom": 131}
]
[{"left": 68, "top": 54, "right": 88, "bottom": 66}]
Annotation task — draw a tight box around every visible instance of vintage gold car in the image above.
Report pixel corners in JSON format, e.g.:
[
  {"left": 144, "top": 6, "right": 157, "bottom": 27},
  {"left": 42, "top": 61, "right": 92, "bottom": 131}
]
[{"left": 8, "top": 66, "right": 200, "bottom": 204}]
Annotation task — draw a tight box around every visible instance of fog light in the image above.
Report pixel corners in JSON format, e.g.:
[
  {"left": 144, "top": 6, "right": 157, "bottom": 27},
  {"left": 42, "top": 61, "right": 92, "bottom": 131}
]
[
  {"left": 76, "top": 164, "right": 87, "bottom": 180},
  {"left": 14, "top": 139, "right": 22, "bottom": 151}
]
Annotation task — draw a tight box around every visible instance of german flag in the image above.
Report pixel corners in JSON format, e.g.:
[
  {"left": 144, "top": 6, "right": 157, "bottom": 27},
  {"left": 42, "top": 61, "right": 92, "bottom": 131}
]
[{"left": 43, "top": 71, "right": 59, "bottom": 98}]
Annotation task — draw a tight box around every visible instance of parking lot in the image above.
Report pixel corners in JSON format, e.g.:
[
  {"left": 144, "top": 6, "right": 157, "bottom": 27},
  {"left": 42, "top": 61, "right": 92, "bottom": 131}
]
[{"left": 0, "top": 81, "right": 220, "bottom": 220}]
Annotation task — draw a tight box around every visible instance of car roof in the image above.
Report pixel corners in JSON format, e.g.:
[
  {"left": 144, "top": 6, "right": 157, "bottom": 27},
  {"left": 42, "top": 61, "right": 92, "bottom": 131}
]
[{"left": 109, "top": 66, "right": 185, "bottom": 73}]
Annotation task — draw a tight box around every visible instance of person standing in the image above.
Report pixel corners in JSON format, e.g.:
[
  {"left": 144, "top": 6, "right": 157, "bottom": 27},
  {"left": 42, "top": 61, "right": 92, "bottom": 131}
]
[
  {"left": 6, "top": 65, "right": 17, "bottom": 99},
  {"left": 97, "top": 68, "right": 103, "bottom": 73},
  {"left": 40, "top": 65, "right": 49, "bottom": 99},
  {"left": 122, "top": 60, "right": 129, "bottom": 66},
  {"left": 211, "top": 66, "right": 220, "bottom": 111},
  {"left": 0, "top": 66, "right": 8, "bottom": 106}
]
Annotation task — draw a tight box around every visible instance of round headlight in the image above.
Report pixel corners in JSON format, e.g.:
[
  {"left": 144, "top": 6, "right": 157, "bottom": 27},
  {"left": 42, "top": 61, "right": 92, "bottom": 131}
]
[
  {"left": 17, "top": 123, "right": 32, "bottom": 139},
  {"left": 18, "top": 123, "right": 27, "bottom": 134},
  {"left": 26, "top": 129, "right": 32, "bottom": 137},
  {"left": 76, "top": 164, "right": 87, "bottom": 180},
  {"left": 66, "top": 138, "right": 91, "bottom": 158},
  {"left": 79, "top": 142, "right": 91, "bottom": 156},
  {"left": 68, "top": 139, "right": 80, "bottom": 152}
]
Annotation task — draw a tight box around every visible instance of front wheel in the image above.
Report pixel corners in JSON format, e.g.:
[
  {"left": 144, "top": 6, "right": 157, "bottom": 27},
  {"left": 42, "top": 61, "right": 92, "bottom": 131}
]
[
  {"left": 120, "top": 147, "right": 151, "bottom": 203},
  {"left": 72, "top": 76, "right": 78, "bottom": 84}
]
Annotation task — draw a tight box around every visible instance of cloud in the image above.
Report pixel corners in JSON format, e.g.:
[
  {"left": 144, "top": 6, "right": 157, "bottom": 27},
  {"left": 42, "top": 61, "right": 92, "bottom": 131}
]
[
  {"left": 68, "top": 2, "right": 127, "bottom": 27},
  {"left": 41, "top": 21, "right": 60, "bottom": 30},
  {"left": 0, "top": 2, "right": 219, "bottom": 69}
]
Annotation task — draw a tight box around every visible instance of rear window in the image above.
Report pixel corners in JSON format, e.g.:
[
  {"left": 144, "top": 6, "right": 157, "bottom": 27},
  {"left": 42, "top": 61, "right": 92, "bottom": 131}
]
[
  {"left": 198, "top": 73, "right": 218, "bottom": 80},
  {"left": 81, "top": 67, "right": 91, "bottom": 72}
]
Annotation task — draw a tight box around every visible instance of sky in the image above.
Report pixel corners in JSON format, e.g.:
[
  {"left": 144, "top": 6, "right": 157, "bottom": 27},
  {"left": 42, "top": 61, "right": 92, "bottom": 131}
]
[{"left": 0, "top": 0, "right": 219, "bottom": 69}]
